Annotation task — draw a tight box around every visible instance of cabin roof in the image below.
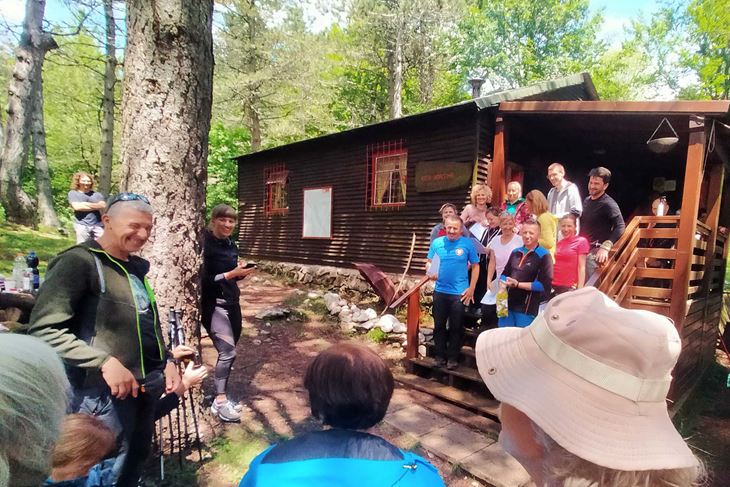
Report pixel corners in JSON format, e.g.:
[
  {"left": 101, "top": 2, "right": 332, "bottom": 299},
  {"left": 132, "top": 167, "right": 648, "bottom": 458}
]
[
  {"left": 499, "top": 100, "right": 730, "bottom": 117},
  {"left": 235, "top": 73, "right": 598, "bottom": 163}
]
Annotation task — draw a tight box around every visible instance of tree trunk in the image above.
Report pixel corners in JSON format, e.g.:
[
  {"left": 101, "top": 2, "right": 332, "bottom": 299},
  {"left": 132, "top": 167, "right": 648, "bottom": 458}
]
[
  {"left": 246, "top": 102, "right": 262, "bottom": 151},
  {"left": 98, "top": 0, "right": 116, "bottom": 196},
  {"left": 387, "top": 21, "right": 404, "bottom": 119},
  {"left": 0, "top": 0, "right": 54, "bottom": 225},
  {"left": 120, "top": 0, "right": 213, "bottom": 347},
  {"left": 31, "top": 72, "right": 59, "bottom": 228}
]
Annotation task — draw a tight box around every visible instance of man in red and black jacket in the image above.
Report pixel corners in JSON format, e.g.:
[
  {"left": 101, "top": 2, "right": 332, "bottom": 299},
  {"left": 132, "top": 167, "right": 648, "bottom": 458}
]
[{"left": 499, "top": 220, "right": 553, "bottom": 328}]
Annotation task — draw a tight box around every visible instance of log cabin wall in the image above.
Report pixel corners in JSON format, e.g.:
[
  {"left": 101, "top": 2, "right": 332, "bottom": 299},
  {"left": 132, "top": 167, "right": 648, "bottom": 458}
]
[{"left": 236, "top": 105, "right": 487, "bottom": 273}]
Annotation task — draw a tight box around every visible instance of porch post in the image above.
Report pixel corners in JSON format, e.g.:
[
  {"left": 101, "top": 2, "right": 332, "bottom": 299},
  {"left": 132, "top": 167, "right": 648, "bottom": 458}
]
[
  {"left": 490, "top": 115, "right": 507, "bottom": 204},
  {"left": 669, "top": 118, "right": 706, "bottom": 332}
]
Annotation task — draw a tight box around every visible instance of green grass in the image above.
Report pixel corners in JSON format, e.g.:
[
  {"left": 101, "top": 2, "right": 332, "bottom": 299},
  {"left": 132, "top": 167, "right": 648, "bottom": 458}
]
[
  {"left": 0, "top": 223, "right": 74, "bottom": 275},
  {"left": 367, "top": 326, "right": 388, "bottom": 343},
  {"left": 206, "top": 428, "right": 277, "bottom": 484}
]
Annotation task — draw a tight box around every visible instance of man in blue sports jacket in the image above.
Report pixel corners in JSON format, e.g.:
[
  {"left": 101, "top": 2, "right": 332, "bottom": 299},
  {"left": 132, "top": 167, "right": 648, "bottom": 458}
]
[{"left": 499, "top": 219, "right": 553, "bottom": 328}]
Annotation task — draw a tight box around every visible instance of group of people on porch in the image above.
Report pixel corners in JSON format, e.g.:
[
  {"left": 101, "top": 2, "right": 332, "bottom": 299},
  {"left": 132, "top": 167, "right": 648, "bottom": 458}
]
[{"left": 426, "top": 163, "right": 628, "bottom": 370}]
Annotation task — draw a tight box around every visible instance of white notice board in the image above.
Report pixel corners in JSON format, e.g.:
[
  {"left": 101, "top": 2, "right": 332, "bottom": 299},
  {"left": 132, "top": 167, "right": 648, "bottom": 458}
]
[{"left": 302, "top": 187, "right": 333, "bottom": 239}]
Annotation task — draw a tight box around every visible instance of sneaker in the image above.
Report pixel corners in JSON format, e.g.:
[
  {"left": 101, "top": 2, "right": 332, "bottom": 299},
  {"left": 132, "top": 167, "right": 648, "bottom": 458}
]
[
  {"left": 211, "top": 399, "right": 243, "bottom": 414},
  {"left": 211, "top": 400, "right": 241, "bottom": 422},
  {"left": 446, "top": 360, "right": 459, "bottom": 370},
  {"left": 434, "top": 357, "right": 446, "bottom": 368}
]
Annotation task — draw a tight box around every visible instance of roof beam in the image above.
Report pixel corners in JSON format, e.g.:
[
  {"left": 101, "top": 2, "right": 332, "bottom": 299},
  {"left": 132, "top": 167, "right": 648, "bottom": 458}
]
[{"left": 499, "top": 100, "right": 730, "bottom": 116}]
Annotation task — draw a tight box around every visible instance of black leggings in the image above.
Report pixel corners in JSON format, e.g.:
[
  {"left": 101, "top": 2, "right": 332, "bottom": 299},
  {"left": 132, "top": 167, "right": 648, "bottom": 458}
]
[{"left": 209, "top": 304, "right": 242, "bottom": 395}]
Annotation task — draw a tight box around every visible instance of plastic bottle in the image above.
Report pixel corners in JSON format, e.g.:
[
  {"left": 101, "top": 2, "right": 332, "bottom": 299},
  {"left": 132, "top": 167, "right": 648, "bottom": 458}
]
[
  {"left": 22, "top": 268, "right": 32, "bottom": 292},
  {"left": 26, "top": 251, "right": 40, "bottom": 290},
  {"left": 656, "top": 196, "right": 667, "bottom": 216},
  {"left": 12, "top": 254, "right": 25, "bottom": 287},
  {"left": 0, "top": 274, "right": 5, "bottom": 292}
]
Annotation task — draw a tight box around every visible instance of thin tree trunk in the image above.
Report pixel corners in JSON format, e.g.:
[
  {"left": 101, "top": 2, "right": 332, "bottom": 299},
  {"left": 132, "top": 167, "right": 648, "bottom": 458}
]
[
  {"left": 387, "top": 22, "right": 403, "bottom": 119},
  {"left": 120, "top": 0, "right": 213, "bottom": 348},
  {"left": 0, "top": 0, "right": 54, "bottom": 225},
  {"left": 246, "top": 102, "right": 262, "bottom": 151},
  {"left": 31, "top": 72, "right": 59, "bottom": 227},
  {"left": 99, "top": 0, "right": 116, "bottom": 196}
]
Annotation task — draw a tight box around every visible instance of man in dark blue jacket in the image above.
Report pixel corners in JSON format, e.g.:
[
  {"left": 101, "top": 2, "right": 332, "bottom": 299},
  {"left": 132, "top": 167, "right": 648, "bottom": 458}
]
[{"left": 499, "top": 220, "right": 553, "bottom": 327}]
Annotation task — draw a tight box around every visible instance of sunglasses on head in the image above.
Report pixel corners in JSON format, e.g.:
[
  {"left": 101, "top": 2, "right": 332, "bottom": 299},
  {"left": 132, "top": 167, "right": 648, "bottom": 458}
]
[{"left": 107, "top": 192, "right": 151, "bottom": 209}]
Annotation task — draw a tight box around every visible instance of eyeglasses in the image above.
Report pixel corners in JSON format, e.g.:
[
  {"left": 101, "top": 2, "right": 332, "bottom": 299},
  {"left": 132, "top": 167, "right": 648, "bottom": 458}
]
[{"left": 107, "top": 192, "right": 151, "bottom": 209}]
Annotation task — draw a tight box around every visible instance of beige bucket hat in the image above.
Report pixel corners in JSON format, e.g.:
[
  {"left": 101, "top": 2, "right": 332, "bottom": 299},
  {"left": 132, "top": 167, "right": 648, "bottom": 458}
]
[{"left": 475, "top": 286, "right": 698, "bottom": 471}]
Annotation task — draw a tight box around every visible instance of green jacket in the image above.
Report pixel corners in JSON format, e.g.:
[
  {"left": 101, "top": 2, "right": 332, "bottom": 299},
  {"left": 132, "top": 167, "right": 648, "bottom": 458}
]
[{"left": 29, "top": 242, "right": 167, "bottom": 387}]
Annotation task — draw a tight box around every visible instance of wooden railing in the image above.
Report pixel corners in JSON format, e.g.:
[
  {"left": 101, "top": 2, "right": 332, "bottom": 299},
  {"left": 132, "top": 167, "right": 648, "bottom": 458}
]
[{"left": 597, "top": 216, "right": 680, "bottom": 315}]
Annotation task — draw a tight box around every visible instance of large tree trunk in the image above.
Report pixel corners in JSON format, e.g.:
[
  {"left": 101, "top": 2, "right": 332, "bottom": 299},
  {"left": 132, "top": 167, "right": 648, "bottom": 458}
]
[
  {"left": 98, "top": 0, "right": 116, "bottom": 196},
  {"left": 0, "top": 0, "right": 54, "bottom": 225},
  {"left": 31, "top": 73, "right": 59, "bottom": 227},
  {"left": 120, "top": 1, "right": 213, "bottom": 346}
]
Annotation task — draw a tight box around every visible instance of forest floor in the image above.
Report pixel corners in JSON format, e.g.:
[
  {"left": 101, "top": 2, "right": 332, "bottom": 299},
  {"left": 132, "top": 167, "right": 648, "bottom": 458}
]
[
  {"left": 147, "top": 270, "right": 489, "bottom": 487},
  {"left": 145, "top": 269, "right": 730, "bottom": 487}
]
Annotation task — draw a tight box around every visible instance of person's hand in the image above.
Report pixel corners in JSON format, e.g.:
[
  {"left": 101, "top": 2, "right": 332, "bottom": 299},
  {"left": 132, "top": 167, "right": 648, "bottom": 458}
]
[
  {"left": 505, "top": 277, "right": 519, "bottom": 288},
  {"left": 181, "top": 362, "right": 209, "bottom": 391},
  {"left": 595, "top": 248, "right": 609, "bottom": 264},
  {"left": 165, "top": 361, "right": 182, "bottom": 394},
  {"left": 461, "top": 287, "right": 475, "bottom": 305},
  {"left": 427, "top": 272, "right": 438, "bottom": 281},
  {"left": 101, "top": 356, "right": 139, "bottom": 400},
  {"left": 171, "top": 345, "right": 196, "bottom": 360}
]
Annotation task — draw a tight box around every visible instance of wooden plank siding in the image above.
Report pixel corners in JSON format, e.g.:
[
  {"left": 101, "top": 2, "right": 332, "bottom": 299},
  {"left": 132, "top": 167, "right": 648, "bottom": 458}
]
[{"left": 236, "top": 107, "right": 488, "bottom": 273}]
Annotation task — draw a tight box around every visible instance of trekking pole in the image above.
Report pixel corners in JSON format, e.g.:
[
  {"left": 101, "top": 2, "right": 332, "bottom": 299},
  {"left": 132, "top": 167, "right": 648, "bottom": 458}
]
[
  {"left": 174, "top": 308, "right": 204, "bottom": 461},
  {"left": 158, "top": 419, "right": 165, "bottom": 480}
]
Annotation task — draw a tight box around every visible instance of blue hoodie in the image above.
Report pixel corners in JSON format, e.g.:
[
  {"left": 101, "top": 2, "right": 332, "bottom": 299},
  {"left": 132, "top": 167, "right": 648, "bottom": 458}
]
[{"left": 44, "top": 459, "right": 115, "bottom": 487}]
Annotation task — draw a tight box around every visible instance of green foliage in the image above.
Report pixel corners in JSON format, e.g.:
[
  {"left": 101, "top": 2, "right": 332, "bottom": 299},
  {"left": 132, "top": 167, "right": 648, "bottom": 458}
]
[
  {"left": 0, "top": 223, "right": 74, "bottom": 275},
  {"left": 207, "top": 123, "right": 250, "bottom": 214},
  {"left": 450, "top": 0, "right": 605, "bottom": 90},
  {"left": 367, "top": 326, "right": 388, "bottom": 343},
  {"left": 684, "top": 0, "right": 730, "bottom": 99}
]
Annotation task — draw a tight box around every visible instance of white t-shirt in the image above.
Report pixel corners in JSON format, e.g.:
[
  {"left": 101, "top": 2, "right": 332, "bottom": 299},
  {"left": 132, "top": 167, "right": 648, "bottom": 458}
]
[{"left": 481, "top": 233, "right": 524, "bottom": 305}]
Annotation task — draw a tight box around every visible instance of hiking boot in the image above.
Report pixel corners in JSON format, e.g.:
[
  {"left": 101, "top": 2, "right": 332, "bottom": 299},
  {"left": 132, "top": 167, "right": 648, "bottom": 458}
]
[
  {"left": 434, "top": 357, "right": 446, "bottom": 368},
  {"left": 211, "top": 399, "right": 241, "bottom": 422},
  {"left": 446, "top": 360, "right": 459, "bottom": 370}
]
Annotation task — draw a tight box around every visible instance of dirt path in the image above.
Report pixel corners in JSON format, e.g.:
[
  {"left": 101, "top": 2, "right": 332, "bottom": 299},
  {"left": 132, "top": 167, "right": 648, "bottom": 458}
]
[{"left": 194, "top": 274, "right": 485, "bottom": 487}]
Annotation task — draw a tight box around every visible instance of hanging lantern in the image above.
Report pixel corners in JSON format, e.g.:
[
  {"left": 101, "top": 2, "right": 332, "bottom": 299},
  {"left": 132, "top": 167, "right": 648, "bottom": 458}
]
[{"left": 647, "top": 117, "right": 679, "bottom": 153}]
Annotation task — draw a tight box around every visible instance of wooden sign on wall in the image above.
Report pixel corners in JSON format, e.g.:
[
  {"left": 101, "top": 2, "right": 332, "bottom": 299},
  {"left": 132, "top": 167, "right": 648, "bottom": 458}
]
[{"left": 415, "top": 161, "right": 472, "bottom": 193}]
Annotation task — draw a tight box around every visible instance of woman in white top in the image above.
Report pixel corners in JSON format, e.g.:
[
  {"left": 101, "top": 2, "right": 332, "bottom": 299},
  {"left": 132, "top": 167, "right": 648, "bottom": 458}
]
[{"left": 480, "top": 212, "right": 523, "bottom": 328}]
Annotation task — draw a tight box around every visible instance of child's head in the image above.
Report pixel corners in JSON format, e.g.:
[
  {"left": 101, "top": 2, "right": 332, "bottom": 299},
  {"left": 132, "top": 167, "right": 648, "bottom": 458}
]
[{"left": 51, "top": 414, "right": 116, "bottom": 478}]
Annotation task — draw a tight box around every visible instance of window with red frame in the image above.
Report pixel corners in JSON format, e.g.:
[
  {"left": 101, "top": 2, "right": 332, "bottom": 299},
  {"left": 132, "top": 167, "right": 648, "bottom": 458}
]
[
  {"left": 368, "top": 143, "right": 407, "bottom": 208},
  {"left": 264, "top": 165, "right": 289, "bottom": 215}
]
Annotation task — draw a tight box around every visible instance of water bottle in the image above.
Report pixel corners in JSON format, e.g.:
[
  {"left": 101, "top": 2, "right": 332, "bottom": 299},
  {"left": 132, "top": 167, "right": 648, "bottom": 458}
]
[
  {"left": 26, "top": 251, "right": 40, "bottom": 290},
  {"left": 12, "top": 254, "right": 25, "bottom": 287},
  {"left": 0, "top": 274, "right": 5, "bottom": 292},
  {"left": 22, "top": 268, "right": 32, "bottom": 292},
  {"left": 656, "top": 196, "right": 666, "bottom": 217}
]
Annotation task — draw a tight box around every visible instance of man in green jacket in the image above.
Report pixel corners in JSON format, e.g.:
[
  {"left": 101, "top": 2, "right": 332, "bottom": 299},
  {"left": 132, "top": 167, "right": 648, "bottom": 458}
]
[{"left": 29, "top": 193, "right": 181, "bottom": 487}]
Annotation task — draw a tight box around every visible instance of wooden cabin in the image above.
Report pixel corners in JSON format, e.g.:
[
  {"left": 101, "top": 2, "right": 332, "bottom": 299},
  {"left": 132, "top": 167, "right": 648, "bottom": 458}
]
[
  {"left": 235, "top": 73, "right": 598, "bottom": 273},
  {"left": 236, "top": 75, "right": 730, "bottom": 408}
]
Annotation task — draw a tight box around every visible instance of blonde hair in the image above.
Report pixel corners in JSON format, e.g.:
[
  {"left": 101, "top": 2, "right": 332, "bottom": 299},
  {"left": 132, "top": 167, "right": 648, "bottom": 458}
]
[
  {"left": 470, "top": 184, "right": 493, "bottom": 205},
  {"left": 0, "top": 334, "right": 69, "bottom": 487},
  {"left": 532, "top": 421, "right": 704, "bottom": 487},
  {"left": 51, "top": 414, "right": 115, "bottom": 473},
  {"left": 526, "top": 190, "right": 549, "bottom": 216},
  {"left": 70, "top": 171, "right": 95, "bottom": 191}
]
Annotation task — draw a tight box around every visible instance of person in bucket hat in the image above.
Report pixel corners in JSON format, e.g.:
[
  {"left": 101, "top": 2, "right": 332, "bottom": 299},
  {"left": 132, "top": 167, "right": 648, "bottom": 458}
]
[{"left": 475, "top": 287, "right": 702, "bottom": 486}]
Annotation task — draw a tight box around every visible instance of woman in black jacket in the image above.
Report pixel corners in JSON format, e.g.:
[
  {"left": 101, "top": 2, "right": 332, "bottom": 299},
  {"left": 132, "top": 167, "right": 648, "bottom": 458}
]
[{"left": 202, "top": 204, "right": 255, "bottom": 422}]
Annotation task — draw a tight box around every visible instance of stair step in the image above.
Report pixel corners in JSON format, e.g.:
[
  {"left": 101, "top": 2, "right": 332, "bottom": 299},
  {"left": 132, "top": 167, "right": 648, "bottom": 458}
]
[
  {"left": 395, "top": 372, "right": 500, "bottom": 422},
  {"left": 410, "top": 356, "right": 485, "bottom": 383}
]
